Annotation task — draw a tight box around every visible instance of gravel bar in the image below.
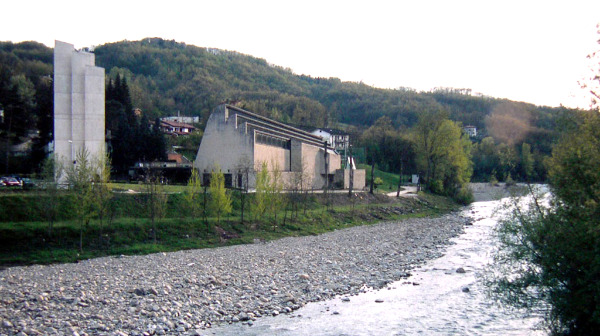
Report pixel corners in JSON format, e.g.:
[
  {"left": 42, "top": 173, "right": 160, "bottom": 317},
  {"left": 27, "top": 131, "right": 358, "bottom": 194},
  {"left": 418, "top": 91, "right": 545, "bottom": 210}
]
[{"left": 0, "top": 212, "right": 471, "bottom": 336}]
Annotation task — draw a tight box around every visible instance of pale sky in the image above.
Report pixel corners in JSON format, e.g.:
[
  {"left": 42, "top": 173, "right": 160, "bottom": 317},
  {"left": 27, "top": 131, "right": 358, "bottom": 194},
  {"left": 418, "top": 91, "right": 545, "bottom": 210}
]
[{"left": 2, "top": 0, "right": 599, "bottom": 108}]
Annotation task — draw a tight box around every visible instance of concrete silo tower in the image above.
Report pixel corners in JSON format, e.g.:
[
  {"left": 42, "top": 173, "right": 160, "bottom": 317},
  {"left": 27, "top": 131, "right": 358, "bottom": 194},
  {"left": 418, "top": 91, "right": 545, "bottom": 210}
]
[{"left": 53, "top": 40, "right": 105, "bottom": 171}]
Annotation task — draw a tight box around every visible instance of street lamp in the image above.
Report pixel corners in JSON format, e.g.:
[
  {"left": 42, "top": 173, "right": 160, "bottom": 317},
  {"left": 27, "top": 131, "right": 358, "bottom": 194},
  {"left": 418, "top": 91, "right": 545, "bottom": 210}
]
[{"left": 68, "top": 140, "right": 75, "bottom": 165}]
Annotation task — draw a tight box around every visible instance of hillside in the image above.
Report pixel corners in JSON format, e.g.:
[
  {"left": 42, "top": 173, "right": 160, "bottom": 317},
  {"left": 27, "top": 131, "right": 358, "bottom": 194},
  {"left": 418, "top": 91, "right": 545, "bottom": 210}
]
[{"left": 1, "top": 38, "right": 577, "bottom": 174}]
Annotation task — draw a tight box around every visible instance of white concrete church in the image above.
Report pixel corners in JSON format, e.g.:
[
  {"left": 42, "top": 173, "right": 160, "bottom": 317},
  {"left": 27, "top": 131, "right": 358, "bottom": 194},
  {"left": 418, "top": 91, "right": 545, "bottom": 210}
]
[{"left": 193, "top": 104, "right": 365, "bottom": 190}]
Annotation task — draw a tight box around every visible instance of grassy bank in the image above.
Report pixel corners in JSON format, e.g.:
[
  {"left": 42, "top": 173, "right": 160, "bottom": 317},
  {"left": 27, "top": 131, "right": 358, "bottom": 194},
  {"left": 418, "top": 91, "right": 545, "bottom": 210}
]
[
  {"left": 357, "top": 163, "right": 412, "bottom": 193},
  {"left": 0, "top": 191, "right": 460, "bottom": 268}
]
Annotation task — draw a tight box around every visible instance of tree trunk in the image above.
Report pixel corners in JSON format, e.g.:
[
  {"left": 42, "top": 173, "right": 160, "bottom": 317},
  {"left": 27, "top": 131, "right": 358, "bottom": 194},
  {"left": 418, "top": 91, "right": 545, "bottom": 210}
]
[
  {"left": 369, "top": 161, "right": 375, "bottom": 194},
  {"left": 240, "top": 191, "right": 245, "bottom": 225},
  {"left": 79, "top": 221, "right": 83, "bottom": 252},
  {"left": 396, "top": 161, "right": 403, "bottom": 197}
]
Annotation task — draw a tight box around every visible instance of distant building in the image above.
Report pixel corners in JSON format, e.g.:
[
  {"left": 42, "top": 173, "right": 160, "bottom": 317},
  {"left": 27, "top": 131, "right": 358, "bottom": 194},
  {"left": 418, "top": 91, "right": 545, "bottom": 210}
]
[
  {"left": 311, "top": 128, "right": 350, "bottom": 152},
  {"left": 167, "top": 152, "right": 192, "bottom": 164},
  {"left": 53, "top": 41, "right": 105, "bottom": 171},
  {"left": 161, "top": 115, "right": 200, "bottom": 124},
  {"left": 463, "top": 125, "right": 477, "bottom": 137},
  {"left": 159, "top": 120, "right": 196, "bottom": 136},
  {"left": 194, "top": 104, "right": 365, "bottom": 190}
]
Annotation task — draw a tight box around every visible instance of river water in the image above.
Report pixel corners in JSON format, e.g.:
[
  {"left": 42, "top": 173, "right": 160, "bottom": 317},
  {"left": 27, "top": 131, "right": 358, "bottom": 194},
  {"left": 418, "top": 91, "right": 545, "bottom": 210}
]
[{"left": 209, "top": 198, "right": 546, "bottom": 336}]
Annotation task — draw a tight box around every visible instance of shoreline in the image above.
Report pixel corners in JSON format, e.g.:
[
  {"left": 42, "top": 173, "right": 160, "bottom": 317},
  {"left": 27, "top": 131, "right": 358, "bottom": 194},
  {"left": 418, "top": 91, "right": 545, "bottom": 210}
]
[
  {"left": 0, "top": 182, "right": 522, "bottom": 336},
  {"left": 0, "top": 212, "right": 471, "bottom": 336}
]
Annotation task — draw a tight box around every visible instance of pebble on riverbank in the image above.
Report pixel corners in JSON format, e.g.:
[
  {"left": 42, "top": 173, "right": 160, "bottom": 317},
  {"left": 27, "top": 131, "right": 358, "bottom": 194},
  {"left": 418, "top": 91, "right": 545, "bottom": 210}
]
[{"left": 0, "top": 212, "right": 471, "bottom": 335}]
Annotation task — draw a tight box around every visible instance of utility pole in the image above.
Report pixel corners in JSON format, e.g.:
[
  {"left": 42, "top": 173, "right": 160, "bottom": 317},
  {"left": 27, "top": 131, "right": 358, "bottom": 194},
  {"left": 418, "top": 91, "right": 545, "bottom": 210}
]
[
  {"left": 348, "top": 145, "right": 354, "bottom": 197},
  {"left": 323, "top": 140, "right": 329, "bottom": 192}
]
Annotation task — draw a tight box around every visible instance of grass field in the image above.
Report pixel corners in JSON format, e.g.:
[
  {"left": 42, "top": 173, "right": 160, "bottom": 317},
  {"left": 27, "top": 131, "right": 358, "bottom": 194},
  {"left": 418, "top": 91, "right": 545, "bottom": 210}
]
[
  {"left": 0, "top": 191, "right": 459, "bottom": 267},
  {"left": 357, "top": 163, "right": 412, "bottom": 193}
]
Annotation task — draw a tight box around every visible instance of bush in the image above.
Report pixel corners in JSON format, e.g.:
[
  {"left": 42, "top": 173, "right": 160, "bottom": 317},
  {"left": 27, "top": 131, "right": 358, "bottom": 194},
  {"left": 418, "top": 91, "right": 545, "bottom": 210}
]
[
  {"left": 453, "top": 185, "right": 474, "bottom": 205},
  {"left": 505, "top": 173, "right": 516, "bottom": 186},
  {"left": 429, "top": 179, "right": 444, "bottom": 194},
  {"left": 489, "top": 174, "right": 499, "bottom": 186}
]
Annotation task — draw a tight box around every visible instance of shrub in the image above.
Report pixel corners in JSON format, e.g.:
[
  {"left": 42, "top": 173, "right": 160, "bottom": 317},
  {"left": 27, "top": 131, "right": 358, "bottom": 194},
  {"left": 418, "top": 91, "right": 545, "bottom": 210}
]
[{"left": 453, "top": 185, "right": 474, "bottom": 205}]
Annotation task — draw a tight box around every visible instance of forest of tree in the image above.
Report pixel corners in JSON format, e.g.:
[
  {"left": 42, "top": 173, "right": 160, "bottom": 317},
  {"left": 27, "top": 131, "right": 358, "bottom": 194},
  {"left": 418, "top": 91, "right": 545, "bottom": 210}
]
[{"left": 0, "top": 38, "right": 583, "bottom": 180}]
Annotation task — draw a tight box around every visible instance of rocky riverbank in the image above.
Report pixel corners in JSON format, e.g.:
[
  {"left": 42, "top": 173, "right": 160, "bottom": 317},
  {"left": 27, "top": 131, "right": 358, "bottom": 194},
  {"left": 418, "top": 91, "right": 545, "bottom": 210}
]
[{"left": 0, "top": 205, "right": 472, "bottom": 336}]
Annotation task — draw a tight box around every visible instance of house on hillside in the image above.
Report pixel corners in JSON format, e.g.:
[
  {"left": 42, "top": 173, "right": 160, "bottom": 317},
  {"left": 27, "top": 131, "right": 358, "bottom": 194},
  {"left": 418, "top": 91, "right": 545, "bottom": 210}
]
[
  {"left": 311, "top": 128, "right": 350, "bottom": 152},
  {"left": 193, "top": 104, "right": 365, "bottom": 190},
  {"left": 463, "top": 125, "right": 477, "bottom": 137},
  {"left": 159, "top": 120, "right": 196, "bottom": 136},
  {"left": 161, "top": 115, "right": 200, "bottom": 124}
]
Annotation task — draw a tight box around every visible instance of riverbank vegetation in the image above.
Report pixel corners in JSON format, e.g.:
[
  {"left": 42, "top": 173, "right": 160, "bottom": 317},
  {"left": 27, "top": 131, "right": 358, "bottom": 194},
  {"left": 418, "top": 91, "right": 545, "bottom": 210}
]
[
  {"left": 0, "top": 187, "right": 459, "bottom": 267},
  {"left": 490, "top": 35, "right": 600, "bottom": 335}
]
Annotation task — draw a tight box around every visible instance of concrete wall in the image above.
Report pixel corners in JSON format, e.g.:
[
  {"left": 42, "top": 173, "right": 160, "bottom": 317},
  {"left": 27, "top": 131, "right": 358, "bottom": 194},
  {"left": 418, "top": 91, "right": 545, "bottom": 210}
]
[
  {"left": 254, "top": 143, "right": 290, "bottom": 171},
  {"left": 334, "top": 169, "right": 366, "bottom": 190},
  {"left": 193, "top": 105, "right": 254, "bottom": 185},
  {"left": 53, "top": 41, "right": 105, "bottom": 170}
]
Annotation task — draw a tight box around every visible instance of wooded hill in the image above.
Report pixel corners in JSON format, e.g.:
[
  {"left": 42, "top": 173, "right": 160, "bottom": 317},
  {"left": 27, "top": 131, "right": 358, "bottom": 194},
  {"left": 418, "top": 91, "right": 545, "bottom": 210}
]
[{"left": 0, "top": 38, "right": 580, "bottom": 174}]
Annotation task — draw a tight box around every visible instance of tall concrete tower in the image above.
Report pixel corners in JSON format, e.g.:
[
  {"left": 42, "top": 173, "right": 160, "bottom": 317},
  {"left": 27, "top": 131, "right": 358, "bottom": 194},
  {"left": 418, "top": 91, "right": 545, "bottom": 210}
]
[{"left": 53, "top": 40, "right": 105, "bottom": 169}]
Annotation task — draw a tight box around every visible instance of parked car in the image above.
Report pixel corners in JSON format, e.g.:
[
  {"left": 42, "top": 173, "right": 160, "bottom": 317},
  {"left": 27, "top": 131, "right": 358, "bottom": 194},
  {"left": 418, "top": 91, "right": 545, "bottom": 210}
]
[
  {"left": 21, "top": 178, "right": 38, "bottom": 190},
  {"left": 1, "top": 177, "right": 21, "bottom": 187}
]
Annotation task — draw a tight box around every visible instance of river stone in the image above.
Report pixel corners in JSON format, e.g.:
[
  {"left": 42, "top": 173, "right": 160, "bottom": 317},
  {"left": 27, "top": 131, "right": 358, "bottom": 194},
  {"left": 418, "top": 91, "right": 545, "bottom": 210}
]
[{"left": 0, "top": 206, "right": 471, "bottom": 335}]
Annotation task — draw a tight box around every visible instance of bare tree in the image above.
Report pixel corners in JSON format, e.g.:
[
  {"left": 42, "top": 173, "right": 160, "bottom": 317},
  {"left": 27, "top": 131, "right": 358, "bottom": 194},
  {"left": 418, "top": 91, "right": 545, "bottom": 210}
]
[
  {"left": 92, "top": 154, "right": 113, "bottom": 248},
  {"left": 40, "top": 154, "right": 64, "bottom": 239},
  {"left": 144, "top": 168, "right": 168, "bottom": 244},
  {"left": 235, "top": 156, "right": 253, "bottom": 226}
]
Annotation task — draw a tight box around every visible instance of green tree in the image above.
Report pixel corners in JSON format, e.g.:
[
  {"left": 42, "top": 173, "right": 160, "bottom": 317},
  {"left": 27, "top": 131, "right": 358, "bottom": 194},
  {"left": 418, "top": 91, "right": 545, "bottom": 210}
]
[
  {"left": 519, "top": 142, "right": 534, "bottom": 180},
  {"left": 267, "top": 161, "right": 285, "bottom": 225},
  {"left": 361, "top": 116, "right": 394, "bottom": 193},
  {"left": 491, "top": 110, "right": 600, "bottom": 335},
  {"left": 64, "top": 148, "right": 97, "bottom": 252},
  {"left": 209, "top": 165, "right": 232, "bottom": 225},
  {"left": 412, "top": 110, "right": 473, "bottom": 201},
  {"left": 472, "top": 137, "right": 501, "bottom": 181},
  {"left": 184, "top": 168, "right": 203, "bottom": 220}
]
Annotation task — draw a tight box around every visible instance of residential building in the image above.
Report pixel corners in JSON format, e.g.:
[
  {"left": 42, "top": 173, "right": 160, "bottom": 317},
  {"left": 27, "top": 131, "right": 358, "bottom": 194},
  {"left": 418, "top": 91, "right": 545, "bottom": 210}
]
[
  {"left": 160, "top": 120, "right": 196, "bottom": 135},
  {"left": 463, "top": 125, "right": 477, "bottom": 137},
  {"left": 161, "top": 115, "right": 200, "bottom": 124}
]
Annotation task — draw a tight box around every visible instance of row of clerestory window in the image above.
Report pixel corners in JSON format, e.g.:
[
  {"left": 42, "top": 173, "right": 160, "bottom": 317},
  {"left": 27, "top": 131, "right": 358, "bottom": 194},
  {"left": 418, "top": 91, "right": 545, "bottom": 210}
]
[{"left": 255, "top": 132, "right": 291, "bottom": 149}]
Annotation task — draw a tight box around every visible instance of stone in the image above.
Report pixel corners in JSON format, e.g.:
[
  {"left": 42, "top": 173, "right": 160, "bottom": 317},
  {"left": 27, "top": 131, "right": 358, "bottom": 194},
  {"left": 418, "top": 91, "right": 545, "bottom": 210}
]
[
  {"left": 0, "top": 205, "right": 474, "bottom": 335},
  {"left": 298, "top": 274, "right": 310, "bottom": 281},
  {"left": 456, "top": 267, "right": 466, "bottom": 274}
]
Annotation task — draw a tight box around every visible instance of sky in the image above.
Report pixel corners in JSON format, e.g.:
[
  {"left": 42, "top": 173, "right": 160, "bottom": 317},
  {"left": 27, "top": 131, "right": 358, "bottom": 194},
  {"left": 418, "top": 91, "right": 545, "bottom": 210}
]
[{"left": 2, "top": 0, "right": 599, "bottom": 108}]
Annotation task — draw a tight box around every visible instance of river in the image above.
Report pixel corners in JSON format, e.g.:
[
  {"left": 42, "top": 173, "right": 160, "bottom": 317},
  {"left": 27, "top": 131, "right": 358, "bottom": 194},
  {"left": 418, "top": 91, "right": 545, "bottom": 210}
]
[{"left": 208, "top": 197, "right": 546, "bottom": 335}]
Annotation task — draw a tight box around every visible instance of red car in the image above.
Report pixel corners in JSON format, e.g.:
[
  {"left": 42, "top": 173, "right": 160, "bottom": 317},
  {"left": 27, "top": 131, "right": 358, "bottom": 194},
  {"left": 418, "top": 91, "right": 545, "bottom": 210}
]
[{"left": 1, "top": 177, "right": 21, "bottom": 186}]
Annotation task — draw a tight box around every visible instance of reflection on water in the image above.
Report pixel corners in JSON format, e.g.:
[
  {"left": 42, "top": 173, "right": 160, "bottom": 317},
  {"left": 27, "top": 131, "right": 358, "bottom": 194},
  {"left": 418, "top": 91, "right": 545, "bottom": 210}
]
[{"left": 210, "top": 199, "right": 545, "bottom": 336}]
